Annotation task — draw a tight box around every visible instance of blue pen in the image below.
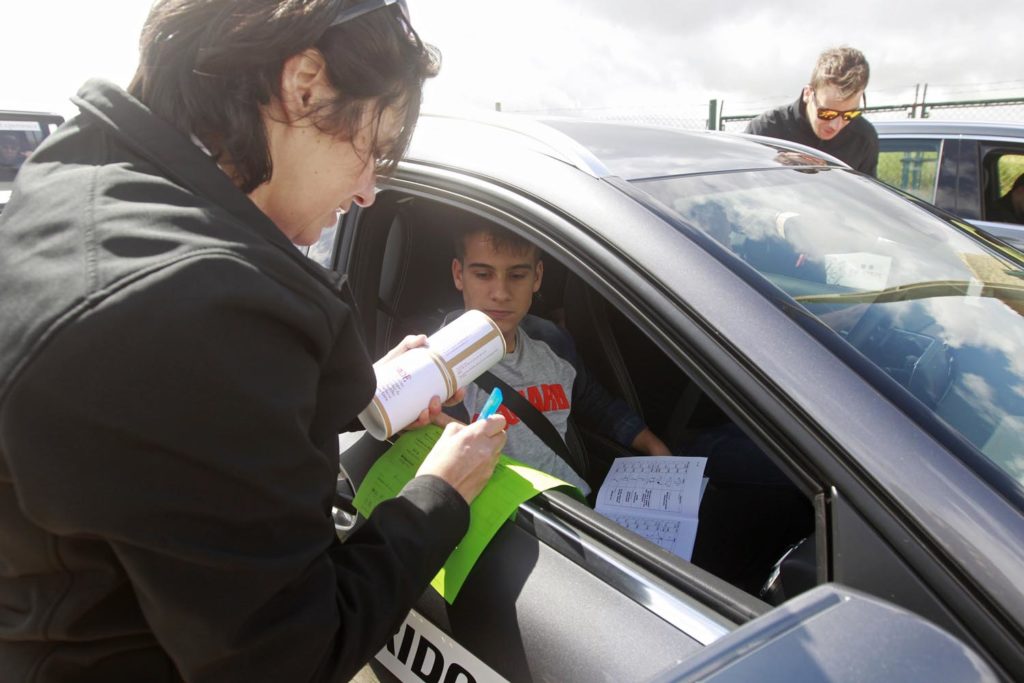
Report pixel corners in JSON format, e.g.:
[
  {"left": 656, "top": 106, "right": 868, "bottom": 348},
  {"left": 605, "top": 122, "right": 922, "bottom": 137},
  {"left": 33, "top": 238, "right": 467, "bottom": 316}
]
[{"left": 476, "top": 387, "right": 503, "bottom": 422}]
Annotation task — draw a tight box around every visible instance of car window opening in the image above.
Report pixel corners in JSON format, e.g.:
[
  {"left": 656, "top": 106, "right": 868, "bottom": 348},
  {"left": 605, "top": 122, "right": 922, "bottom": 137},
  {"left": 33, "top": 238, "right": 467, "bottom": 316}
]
[{"left": 340, "top": 192, "right": 818, "bottom": 606}]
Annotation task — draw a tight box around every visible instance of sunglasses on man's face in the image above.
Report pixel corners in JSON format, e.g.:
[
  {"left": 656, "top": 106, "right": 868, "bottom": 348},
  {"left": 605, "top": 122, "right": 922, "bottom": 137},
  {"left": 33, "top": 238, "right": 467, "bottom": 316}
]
[
  {"left": 812, "top": 91, "right": 863, "bottom": 122},
  {"left": 328, "top": 0, "right": 420, "bottom": 46}
]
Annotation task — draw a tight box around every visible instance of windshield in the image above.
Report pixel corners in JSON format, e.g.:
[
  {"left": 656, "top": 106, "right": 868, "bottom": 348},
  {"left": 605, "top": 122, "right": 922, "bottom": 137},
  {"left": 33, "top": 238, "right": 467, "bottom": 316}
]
[{"left": 637, "top": 168, "right": 1024, "bottom": 486}]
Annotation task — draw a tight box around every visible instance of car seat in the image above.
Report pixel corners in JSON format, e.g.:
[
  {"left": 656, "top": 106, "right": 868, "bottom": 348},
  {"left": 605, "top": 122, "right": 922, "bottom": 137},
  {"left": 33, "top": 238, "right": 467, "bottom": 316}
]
[{"left": 346, "top": 195, "right": 464, "bottom": 358}]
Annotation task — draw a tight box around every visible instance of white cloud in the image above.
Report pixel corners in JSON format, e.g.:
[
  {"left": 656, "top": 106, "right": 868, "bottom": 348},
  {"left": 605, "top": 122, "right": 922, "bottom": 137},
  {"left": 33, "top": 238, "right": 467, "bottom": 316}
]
[{"left": 2, "top": 0, "right": 1021, "bottom": 123}]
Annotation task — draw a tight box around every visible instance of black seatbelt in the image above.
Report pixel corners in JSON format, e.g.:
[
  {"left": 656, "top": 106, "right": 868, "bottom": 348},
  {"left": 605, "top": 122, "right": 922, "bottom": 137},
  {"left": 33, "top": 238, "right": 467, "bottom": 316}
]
[{"left": 474, "top": 371, "right": 574, "bottom": 465}]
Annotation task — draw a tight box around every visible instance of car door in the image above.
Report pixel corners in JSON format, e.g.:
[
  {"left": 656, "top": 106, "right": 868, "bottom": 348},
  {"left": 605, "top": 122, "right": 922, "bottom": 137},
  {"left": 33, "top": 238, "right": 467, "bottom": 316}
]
[
  {"left": 973, "top": 141, "right": 1024, "bottom": 249},
  {"left": 877, "top": 131, "right": 1024, "bottom": 251},
  {"left": 325, "top": 158, "right": 1011, "bottom": 681},
  {"left": 330, "top": 179, "right": 748, "bottom": 683}
]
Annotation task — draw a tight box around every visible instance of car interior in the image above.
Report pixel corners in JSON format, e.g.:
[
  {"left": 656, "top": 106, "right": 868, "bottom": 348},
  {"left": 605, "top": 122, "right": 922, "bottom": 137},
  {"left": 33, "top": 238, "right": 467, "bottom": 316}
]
[
  {"left": 983, "top": 151, "right": 1024, "bottom": 225},
  {"left": 339, "top": 190, "right": 816, "bottom": 603}
]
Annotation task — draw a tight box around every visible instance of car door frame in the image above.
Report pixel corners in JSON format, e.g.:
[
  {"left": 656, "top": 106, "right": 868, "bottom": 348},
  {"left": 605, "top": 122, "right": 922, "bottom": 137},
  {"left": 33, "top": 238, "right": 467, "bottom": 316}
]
[{"left": 333, "top": 157, "right": 1024, "bottom": 680}]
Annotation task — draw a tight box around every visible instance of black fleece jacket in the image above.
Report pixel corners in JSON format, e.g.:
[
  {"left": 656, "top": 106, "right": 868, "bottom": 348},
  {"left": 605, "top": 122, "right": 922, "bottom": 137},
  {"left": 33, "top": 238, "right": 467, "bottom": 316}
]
[
  {"left": 0, "top": 80, "right": 468, "bottom": 683},
  {"left": 745, "top": 93, "right": 879, "bottom": 176}
]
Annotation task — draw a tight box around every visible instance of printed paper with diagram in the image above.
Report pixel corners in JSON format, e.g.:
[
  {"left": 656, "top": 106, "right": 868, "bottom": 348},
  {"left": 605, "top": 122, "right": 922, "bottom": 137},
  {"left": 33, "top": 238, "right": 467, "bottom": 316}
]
[{"left": 595, "top": 456, "right": 708, "bottom": 561}]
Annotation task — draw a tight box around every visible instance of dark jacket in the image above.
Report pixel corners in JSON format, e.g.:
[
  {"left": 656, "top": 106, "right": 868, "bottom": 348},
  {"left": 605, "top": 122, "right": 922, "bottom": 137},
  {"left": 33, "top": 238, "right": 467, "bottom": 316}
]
[
  {"left": 745, "top": 94, "right": 879, "bottom": 176},
  {"left": 989, "top": 191, "right": 1023, "bottom": 224},
  {"left": 0, "top": 79, "right": 468, "bottom": 682}
]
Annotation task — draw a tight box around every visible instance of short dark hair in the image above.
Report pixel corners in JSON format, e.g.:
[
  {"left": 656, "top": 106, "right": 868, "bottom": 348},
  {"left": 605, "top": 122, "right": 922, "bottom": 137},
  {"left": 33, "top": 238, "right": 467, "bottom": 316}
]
[
  {"left": 454, "top": 226, "right": 539, "bottom": 263},
  {"left": 809, "top": 47, "right": 870, "bottom": 99},
  {"left": 128, "top": 0, "right": 440, "bottom": 193}
]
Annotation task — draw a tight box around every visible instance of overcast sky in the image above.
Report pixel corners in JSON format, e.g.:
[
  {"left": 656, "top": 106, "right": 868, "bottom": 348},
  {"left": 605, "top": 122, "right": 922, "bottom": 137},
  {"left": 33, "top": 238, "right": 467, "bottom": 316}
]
[{"left": 5, "top": 0, "right": 1023, "bottom": 124}]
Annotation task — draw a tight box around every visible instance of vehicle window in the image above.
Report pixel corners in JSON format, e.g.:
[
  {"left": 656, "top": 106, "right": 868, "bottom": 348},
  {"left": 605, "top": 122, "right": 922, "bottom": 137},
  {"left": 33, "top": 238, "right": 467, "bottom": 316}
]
[
  {"left": 876, "top": 138, "right": 942, "bottom": 203},
  {"left": 0, "top": 120, "right": 48, "bottom": 182},
  {"left": 637, "top": 168, "right": 1024, "bottom": 486},
  {"left": 342, "top": 193, "right": 815, "bottom": 602},
  {"left": 995, "top": 154, "right": 1024, "bottom": 196},
  {"left": 984, "top": 152, "right": 1024, "bottom": 225}
]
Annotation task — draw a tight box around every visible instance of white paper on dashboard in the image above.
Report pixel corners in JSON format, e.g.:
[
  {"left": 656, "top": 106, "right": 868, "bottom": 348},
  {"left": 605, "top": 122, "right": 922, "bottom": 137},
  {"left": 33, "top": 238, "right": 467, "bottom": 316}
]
[
  {"left": 823, "top": 252, "right": 892, "bottom": 290},
  {"left": 595, "top": 456, "right": 708, "bottom": 561}
]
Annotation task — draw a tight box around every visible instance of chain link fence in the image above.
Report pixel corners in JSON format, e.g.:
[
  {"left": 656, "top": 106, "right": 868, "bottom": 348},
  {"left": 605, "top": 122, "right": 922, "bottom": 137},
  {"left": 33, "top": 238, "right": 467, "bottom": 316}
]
[
  {"left": 511, "top": 97, "right": 1024, "bottom": 133},
  {"left": 719, "top": 97, "right": 1024, "bottom": 132}
]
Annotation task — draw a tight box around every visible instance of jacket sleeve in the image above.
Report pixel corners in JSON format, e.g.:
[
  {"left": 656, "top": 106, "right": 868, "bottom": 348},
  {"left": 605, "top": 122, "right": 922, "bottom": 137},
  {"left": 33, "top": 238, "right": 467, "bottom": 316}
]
[
  {"left": 859, "top": 128, "right": 880, "bottom": 177},
  {"left": 2, "top": 255, "right": 468, "bottom": 683},
  {"left": 745, "top": 112, "right": 771, "bottom": 136}
]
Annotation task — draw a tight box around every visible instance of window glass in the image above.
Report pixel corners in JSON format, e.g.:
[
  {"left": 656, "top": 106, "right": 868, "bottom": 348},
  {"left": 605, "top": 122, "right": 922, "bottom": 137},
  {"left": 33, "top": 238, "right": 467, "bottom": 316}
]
[
  {"left": 877, "top": 138, "right": 942, "bottom": 203},
  {"left": 637, "top": 168, "right": 1024, "bottom": 487},
  {"left": 0, "top": 120, "right": 46, "bottom": 181}
]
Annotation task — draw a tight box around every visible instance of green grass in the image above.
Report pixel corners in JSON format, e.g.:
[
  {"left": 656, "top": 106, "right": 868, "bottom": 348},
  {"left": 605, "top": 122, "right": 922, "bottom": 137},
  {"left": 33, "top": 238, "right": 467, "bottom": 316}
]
[
  {"left": 998, "top": 155, "right": 1024, "bottom": 195},
  {"left": 877, "top": 150, "right": 940, "bottom": 202}
]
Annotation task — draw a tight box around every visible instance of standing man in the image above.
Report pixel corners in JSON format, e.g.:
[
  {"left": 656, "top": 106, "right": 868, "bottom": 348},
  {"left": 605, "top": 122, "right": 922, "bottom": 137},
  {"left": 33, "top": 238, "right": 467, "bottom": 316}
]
[{"left": 746, "top": 46, "right": 878, "bottom": 176}]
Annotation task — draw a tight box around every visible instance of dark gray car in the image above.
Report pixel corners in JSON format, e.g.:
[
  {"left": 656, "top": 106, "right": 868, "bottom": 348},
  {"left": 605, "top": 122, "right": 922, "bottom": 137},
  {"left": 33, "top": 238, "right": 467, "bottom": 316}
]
[{"left": 316, "top": 115, "right": 1024, "bottom": 682}]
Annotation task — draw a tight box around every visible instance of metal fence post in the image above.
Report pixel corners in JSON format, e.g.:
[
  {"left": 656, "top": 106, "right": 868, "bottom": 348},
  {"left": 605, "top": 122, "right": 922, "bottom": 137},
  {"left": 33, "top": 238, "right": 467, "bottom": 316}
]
[{"left": 707, "top": 99, "right": 718, "bottom": 131}]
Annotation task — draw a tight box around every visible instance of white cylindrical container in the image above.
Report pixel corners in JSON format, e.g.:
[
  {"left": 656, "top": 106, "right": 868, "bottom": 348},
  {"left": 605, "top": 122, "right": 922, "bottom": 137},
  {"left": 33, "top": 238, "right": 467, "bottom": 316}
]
[{"left": 358, "top": 310, "right": 506, "bottom": 440}]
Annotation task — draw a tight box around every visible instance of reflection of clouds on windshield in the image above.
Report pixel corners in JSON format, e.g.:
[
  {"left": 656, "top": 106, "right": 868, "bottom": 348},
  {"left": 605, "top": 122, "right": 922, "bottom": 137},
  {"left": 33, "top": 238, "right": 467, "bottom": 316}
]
[
  {"left": 665, "top": 169, "right": 977, "bottom": 286},
  {"left": 893, "top": 297, "right": 1024, "bottom": 380},
  {"left": 657, "top": 167, "right": 1024, "bottom": 482},
  {"left": 961, "top": 372, "right": 996, "bottom": 405},
  {"left": 949, "top": 373, "right": 1024, "bottom": 478},
  {"left": 888, "top": 298, "right": 1024, "bottom": 482}
]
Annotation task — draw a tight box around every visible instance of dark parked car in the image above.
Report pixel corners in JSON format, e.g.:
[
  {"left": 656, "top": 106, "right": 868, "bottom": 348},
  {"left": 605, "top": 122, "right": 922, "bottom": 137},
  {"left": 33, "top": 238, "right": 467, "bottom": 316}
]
[
  {"left": 875, "top": 120, "right": 1024, "bottom": 249},
  {"left": 317, "top": 115, "right": 1024, "bottom": 682},
  {"left": 0, "top": 110, "right": 64, "bottom": 213}
]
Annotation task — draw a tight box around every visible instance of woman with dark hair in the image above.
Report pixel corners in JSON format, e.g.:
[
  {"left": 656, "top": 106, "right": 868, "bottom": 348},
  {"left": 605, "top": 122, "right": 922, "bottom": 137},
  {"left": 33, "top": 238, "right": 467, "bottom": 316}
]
[{"left": 0, "top": 1, "right": 506, "bottom": 681}]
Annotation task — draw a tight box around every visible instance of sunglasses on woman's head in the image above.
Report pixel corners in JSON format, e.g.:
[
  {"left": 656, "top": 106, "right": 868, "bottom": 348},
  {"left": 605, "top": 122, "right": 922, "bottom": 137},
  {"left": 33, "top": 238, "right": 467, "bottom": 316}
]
[
  {"left": 328, "top": 0, "right": 420, "bottom": 46},
  {"left": 811, "top": 90, "right": 863, "bottom": 122}
]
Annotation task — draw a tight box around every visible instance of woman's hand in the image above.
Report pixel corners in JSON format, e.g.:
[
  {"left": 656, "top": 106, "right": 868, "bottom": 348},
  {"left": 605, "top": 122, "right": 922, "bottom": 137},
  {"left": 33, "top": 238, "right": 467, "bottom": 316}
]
[
  {"left": 417, "top": 416, "right": 507, "bottom": 503},
  {"left": 384, "top": 334, "right": 467, "bottom": 432},
  {"left": 379, "top": 334, "right": 428, "bottom": 364}
]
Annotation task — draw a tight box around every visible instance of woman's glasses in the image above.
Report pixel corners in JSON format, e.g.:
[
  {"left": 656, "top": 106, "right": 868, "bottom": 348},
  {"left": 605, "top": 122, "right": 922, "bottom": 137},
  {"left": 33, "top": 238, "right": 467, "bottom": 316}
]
[{"left": 812, "top": 90, "right": 863, "bottom": 122}]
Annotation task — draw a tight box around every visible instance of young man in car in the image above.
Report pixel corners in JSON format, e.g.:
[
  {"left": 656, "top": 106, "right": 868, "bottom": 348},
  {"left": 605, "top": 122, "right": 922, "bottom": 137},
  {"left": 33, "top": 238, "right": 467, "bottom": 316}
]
[
  {"left": 745, "top": 46, "right": 878, "bottom": 176},
  {"left": 449, "top": 226, "right": 670, "bottom": 496}
]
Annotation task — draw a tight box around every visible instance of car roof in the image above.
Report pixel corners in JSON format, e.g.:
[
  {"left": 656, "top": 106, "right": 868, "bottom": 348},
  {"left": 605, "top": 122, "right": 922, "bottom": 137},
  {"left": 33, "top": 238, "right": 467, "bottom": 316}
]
[
  {"left": 409, "top": 113, "right": 845, "bottom": 181},
  {"left": 873, "top": 119, "right": 1024, "bottom": 139}
]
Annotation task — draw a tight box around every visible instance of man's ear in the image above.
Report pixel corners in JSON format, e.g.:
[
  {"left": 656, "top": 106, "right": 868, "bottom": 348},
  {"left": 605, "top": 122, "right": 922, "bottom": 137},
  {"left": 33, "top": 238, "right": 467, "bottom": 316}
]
[
  {"left": 801, "top": 85, "right": 813, "bottom": 104},
  {"left": 452, "top": 258, "right": 464, "bottom": 291},
  {"left": 278, "top": 48, "right": 333, "bottom": 123},
  {"left": 533, "top": 259, "right": 544, "bottom": 293}
]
